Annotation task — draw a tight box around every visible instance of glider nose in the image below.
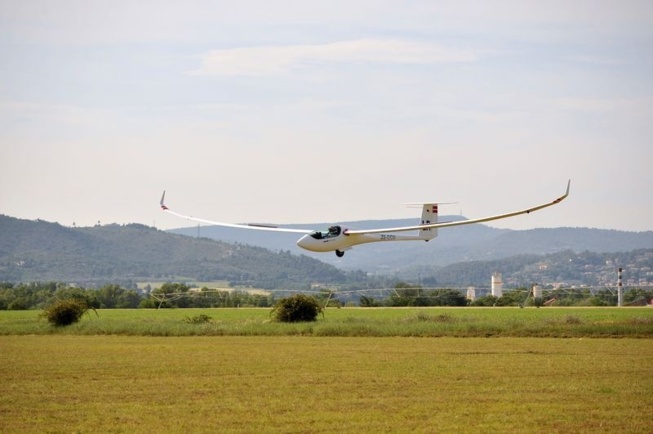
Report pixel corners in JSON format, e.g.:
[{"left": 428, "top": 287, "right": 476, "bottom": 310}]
[
  {"left": 297, "top": 233, "right": 323, "bottom": 252},
  {"left": 296, "top": 234, "right": 311, "bottom": 251}
]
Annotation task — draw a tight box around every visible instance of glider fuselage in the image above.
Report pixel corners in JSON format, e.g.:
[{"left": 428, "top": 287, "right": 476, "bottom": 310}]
[{"left": 296, "top": 226, "right": 429, "bottom": 253}]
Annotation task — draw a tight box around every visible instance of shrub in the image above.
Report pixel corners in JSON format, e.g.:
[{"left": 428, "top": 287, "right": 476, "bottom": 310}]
[
  {"left": 414, "top": 312, "right": 455, "bottom": 323},
  {"left": 42, "top": 299, "right": 89, "bottom": 327},
  {"left": 564, "top": 315, "right": 582, "bottom": 325},
  {"left": 183, "top": 314, "right": 212, "bottom": 324},
  {"left": 271, "top": 294, "right": 323, "bottom": 323}
]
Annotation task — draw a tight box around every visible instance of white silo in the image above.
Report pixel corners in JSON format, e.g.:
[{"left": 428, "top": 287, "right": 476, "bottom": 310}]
[
  {"left": 491, "top": 272, "right": 503, "bottom": 298},
  {"left": 466, "top": 287, "right": 476, "bottom": 301},
  {"left": 532, "top": 284, "right": 542, "bottom": 299}
]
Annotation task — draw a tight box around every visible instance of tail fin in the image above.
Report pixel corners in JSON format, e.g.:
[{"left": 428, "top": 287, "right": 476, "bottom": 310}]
[{"left": 419, "top": 204, "right": 438, "bottom": 240}]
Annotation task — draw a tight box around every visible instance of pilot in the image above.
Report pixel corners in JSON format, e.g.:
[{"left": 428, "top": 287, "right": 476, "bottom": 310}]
[{"left": 328, "top": 226, "right": 341, "bottom": 237}]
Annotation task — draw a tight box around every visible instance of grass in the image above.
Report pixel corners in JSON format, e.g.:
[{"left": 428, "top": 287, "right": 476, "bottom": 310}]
[
  {"left": 0, "top": 307, "right": 652, "bottom": 337},
  {"left": 1, "top": 335, "right": 651, "bottom": 433},
  {"left": 1, "top": 308, "right": 651, "bottom": 432}
]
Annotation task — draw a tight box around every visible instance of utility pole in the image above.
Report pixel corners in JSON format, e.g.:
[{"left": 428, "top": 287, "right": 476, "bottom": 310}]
[{"left": 617, "top": 267, "right": 623, "bottom": 307}]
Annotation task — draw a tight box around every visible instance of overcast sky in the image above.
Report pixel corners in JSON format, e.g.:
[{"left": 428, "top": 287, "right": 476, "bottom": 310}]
[{"left": 1, "top": 1, "right": 652, "bottom": 232}]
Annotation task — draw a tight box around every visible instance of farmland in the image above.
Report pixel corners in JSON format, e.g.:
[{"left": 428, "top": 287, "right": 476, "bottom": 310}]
[
  {"left": 1, "top": 308, "right": 652, "bottom": 433},
  {"left": 0, "top": 307, "right": 651, "bottom": 338}
]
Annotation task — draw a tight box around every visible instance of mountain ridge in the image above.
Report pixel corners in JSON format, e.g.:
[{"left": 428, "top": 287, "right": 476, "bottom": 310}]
[
  {"left": 2, "top": 213, "right": 653, "bottom": 288},
  {"left": 0, "top": 214, "right": 355, "bottom": 287}
]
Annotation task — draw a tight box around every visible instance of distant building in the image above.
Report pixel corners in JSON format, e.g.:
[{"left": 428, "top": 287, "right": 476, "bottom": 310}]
[
  {"left": 491, "top": 272, "right": 503, "bottom": 298},
  {"left": 533, "top": 285, "right": 542, "bottom": 299}
]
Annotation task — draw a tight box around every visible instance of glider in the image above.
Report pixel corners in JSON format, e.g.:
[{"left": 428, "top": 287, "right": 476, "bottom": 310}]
[{"left": 160, "top": 180, "right": 570, "bottom": 257}]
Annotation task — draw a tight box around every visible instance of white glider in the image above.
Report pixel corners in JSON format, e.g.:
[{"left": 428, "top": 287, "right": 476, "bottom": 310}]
[{"left": 160, "top": 180, "right": 570, "bottom": 257}]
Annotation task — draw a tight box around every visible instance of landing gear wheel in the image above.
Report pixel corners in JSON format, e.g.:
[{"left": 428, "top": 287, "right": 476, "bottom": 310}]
[{"left": 335, "top": 250, "right": 345, "bottom": 258}]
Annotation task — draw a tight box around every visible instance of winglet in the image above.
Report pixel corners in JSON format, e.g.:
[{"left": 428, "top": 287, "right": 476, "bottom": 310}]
[
  {"left": 552, "top": 179, "right": 571, "bottom": 204},
  {"left": 160, "top": 191, "right": 168, "bottom": 210}
]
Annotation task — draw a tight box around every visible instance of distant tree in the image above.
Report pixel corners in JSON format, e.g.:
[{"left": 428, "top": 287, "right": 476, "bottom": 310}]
[
  {"left": 383, "top": 284, "right": 469, "bottom": 307},
  {"left": 589, "top": 290, "right": 617, "bottom": 306},
  {"left": 624, "top": 288, "right": 652, "bottom": 304},
  {"left": 150, "top": 283, "right": 191, "bottom": 308},
  {"left": 387, "top": 283, "right": 424, "bottom": 306},
  {"left": 312, "top": 288, "right": 342, "bottom": 308},
  {"left": 496, "top": 290, "right": 529, "bottom": 307},
  {"left": 96, "top": 284, "right": 124, "bottom": 308},
  {"left": 95, "top": 284, "right": 141, "bottom": 309},
  {"left": 189, "top": 287, "right": 215, "bottom": 308},
  {"left": 54, "top": 285, "right": 100, "bottom": 309},
  {"left": 470, "top": 295, "right": 499, "bottom": 307},
  {"left": 138, "top": 298, "right": 158, "bottom": 309},
  {"left": 430, "top": 289, "right": 468, "bottom": 306},
  {"left": 115, "top": 289, "right": 142, "bottom": 308},
  {"left": 359, "top": 295, "right": 380, "bottom": 307}
]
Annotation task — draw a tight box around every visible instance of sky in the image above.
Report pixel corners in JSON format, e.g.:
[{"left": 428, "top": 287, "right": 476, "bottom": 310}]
[{"left": 1, "top": 0, "right": 652, "bottom": 232}]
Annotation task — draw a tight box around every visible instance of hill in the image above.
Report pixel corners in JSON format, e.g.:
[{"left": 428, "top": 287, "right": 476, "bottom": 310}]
[
  {"left": 2, "top": 214, "right": 653, "bottom": 290},
  {"left": 408, "top": 249, "right": 653, "bottom": 288},
  {"left": 0, "top": 215, "right": 358, "bottom": 288},
  {"left": 170, "top": 218, "right": 653, "bottom": 272}
]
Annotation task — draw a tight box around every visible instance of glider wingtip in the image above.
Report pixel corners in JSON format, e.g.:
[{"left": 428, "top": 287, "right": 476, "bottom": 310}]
[{"left": 160, "top": 190, "right": 168, "bottom": 210}]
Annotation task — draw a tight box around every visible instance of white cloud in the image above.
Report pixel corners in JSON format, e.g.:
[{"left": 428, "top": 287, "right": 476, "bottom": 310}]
[{"left": 188, "top": 39, "right": 479, "bottom": 77}]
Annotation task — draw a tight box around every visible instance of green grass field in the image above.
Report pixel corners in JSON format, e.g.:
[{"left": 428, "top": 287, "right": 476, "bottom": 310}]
[
  {"left": 1, "top": 308, "right": 652, "bottom": 433},
  {"left": 1, "top": 306, "right": 652, "bottom": 337}
]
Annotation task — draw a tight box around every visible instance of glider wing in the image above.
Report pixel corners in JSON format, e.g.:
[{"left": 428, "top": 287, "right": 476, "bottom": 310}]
[
  {"left": 159, "top": 191, "right": 314, "bottom": 234},
  {"left": 345, "top": 180, "right": 571, "bottom": 236}
]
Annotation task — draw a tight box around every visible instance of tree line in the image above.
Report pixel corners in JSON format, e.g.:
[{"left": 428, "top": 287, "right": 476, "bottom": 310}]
[
  {"left": 357, "top": 284, "right": 652, "bottom": 307},
  {"left": 0, "top": 282, "right": 278, "bottom": 310},
  {"left": 1, "top": 281, "right": 651, "bottom": 310}
]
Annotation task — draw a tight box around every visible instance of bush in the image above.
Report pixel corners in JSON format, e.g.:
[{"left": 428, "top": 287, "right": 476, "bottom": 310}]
[
  {"left": 42, "top": 299, "right": 89, "bottom": 327},
  {"left": 183, "top": 314, "right": 212, "bottom": 324},
  {"left": 271, "top": 294, "right": 323, "bottom": 323}
]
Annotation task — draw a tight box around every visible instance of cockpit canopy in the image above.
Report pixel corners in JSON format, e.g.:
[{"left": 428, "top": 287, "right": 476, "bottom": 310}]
[{"left": 309, "top": 225, "right": 342, "bottom": 240}]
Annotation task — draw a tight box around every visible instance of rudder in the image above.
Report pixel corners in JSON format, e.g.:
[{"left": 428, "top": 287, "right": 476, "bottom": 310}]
[{"left": 419, "top": 204, "right": 438, "bottom": 240}]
